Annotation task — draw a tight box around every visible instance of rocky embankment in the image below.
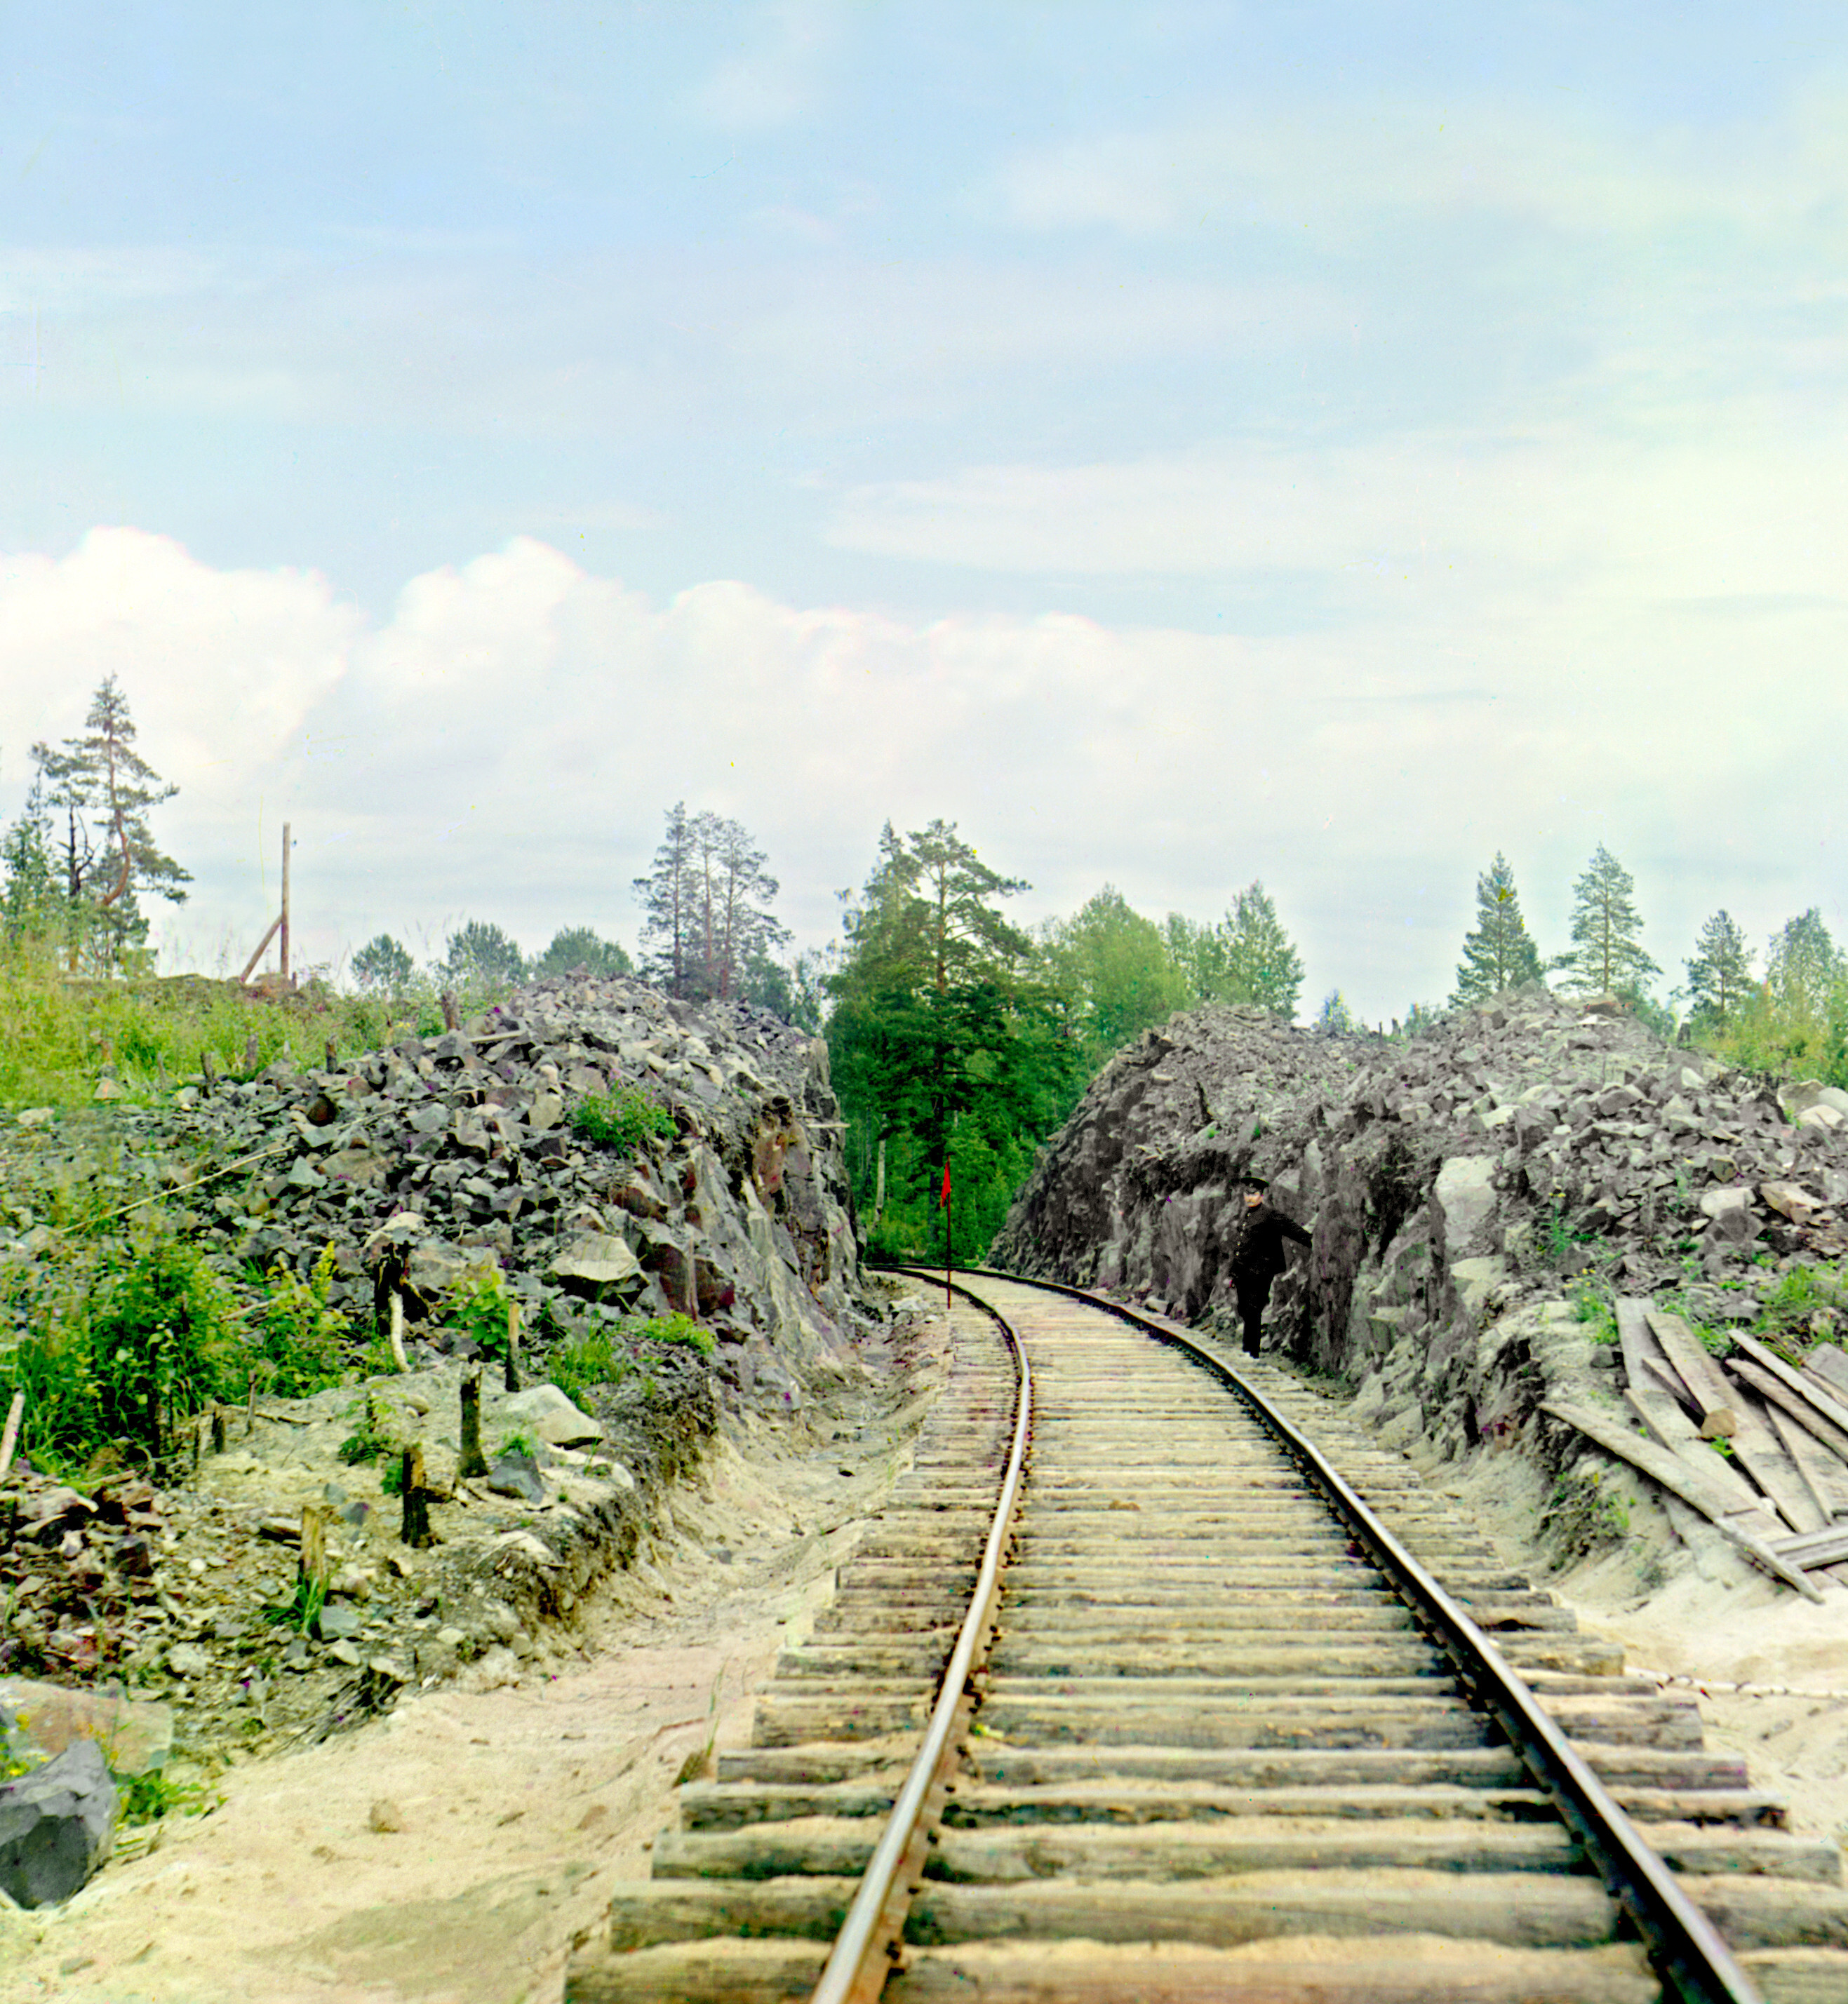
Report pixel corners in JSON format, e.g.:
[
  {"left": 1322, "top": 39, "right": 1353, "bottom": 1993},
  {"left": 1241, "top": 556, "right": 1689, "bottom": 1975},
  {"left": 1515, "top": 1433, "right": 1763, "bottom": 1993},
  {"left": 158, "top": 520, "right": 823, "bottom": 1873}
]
[
  {"left": 994, "top": 988, "right": 1848, "bottom": 1545},
  {"left": 0, "top": 976, "right": 884, "bottom": 1884}
]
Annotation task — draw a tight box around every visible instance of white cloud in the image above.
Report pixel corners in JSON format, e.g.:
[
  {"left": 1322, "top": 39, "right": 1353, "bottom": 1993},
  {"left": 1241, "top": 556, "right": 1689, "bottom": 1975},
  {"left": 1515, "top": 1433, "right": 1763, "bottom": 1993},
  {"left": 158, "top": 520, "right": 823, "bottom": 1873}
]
[
  {"left": 4, "top": 527, "right": 1844, "bottom": 1025},
  {"left": 826, "top": 419, "right": 1848, "bottom": 610}
]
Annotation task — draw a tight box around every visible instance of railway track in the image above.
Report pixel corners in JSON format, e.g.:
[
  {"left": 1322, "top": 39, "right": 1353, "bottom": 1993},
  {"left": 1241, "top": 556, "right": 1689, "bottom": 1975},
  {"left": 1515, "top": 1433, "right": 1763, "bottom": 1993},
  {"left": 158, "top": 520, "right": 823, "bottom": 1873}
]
[{"left": 568, "top": 1271, "right": 1848, "bottom": 2003}]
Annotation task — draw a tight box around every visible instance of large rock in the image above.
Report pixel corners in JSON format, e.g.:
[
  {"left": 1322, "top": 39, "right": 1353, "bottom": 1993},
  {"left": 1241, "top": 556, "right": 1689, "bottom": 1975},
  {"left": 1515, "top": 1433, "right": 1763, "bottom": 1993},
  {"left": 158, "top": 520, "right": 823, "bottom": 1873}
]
[
  {"left": 0, "top": 1737, "right": 116, "bottom": 1907},
  {"left": 551, "top": 1234, "right": 643, "bottom": 1300},
  {"left": 502, "top": 1383, "right": 603, "bottom": 1446}
]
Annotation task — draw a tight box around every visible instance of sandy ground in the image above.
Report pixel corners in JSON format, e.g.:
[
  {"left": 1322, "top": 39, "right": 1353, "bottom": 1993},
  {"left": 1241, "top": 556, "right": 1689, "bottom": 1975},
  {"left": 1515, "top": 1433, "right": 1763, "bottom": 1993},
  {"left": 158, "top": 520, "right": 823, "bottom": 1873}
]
[
  {"left": 0, "top": 1406, "right": 911, "bottom": 2004},
  {"left": 8, "top": 1311, "right": 1848, "bottom": 2000}
]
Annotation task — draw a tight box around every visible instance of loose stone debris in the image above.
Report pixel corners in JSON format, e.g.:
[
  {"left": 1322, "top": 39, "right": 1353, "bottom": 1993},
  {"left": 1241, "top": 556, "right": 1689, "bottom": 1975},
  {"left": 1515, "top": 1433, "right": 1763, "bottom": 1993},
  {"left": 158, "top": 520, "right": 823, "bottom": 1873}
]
[{"left": 0, "top": 976, "right": 889, "bottom": 1894}]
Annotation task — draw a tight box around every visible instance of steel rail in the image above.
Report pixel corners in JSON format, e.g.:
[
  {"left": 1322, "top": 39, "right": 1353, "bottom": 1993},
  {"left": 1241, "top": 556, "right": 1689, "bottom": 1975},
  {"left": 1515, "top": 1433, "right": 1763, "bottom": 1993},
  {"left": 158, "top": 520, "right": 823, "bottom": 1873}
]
[
  {"left": 808, "top": 1274, "right": 1033, "bottom": 2004},
  {"left": 953, "top": 1265, "right": 1761, "bottom": 2004}
]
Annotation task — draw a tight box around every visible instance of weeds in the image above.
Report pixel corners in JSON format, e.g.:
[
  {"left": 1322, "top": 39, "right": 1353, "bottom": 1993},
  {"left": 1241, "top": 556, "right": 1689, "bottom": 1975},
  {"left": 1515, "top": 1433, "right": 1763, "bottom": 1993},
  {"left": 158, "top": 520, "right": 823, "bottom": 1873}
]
[
  {"left": 119, "top": 1768, "right": 222, "bottom": 1826},
  {"left": 335, "top": 1391, "right": 400, "bottom": 1467},
  {"left": 262, "top": 1574, "right": 328, "bottom": 1636},
  {"left": 547, "top": 1309, "right": 715, "bottom": 1408},
  {"left": 570, "top": 1087, "right": 676, "bottom": 1154},
  {"left": 1542, "top": 1468, "right": 1631, "bottom": 1561},
  {"left": 248, "top": 1246, "right": 350, "bottom": 1397}
]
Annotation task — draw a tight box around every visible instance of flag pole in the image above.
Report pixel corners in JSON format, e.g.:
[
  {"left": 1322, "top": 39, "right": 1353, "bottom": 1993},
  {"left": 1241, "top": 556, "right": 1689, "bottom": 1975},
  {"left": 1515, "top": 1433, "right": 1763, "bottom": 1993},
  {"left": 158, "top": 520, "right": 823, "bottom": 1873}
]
[{"left": 942, "top": 1159, "right": 952, "bottom": 1309}]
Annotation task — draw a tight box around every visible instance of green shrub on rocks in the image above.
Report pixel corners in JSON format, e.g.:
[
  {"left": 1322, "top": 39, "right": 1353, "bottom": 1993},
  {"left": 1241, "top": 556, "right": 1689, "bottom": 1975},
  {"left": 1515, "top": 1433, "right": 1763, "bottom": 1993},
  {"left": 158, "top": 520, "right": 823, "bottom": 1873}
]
[
  {"left": 248, "top": 1245, "right": 349, "bottom": 1397},
  {"left": 570, "top": 1086, "right": 676, "bottom": 1154},
  {"left": 86, "top": 1230, "right": 236, "bottom": 1467}
]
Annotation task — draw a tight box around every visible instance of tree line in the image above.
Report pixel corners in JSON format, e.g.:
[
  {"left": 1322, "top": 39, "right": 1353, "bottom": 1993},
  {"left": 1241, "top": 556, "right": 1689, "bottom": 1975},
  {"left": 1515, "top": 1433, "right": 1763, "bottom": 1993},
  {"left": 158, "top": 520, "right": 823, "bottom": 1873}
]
[{"left": 1448, "top": 845, "right": 1848, "bottom": 1079}]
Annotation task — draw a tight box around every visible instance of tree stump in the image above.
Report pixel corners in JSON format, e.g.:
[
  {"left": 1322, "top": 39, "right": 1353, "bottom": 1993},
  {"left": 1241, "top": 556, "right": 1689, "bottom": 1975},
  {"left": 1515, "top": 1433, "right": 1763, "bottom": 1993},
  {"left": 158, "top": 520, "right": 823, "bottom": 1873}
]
[
  {"left": 459, "top": 1369, "right": 488, "bottom": 1479},
  {"left": 399, "top": 1445, "right": 434, "bottom": 1548},
  {"left": 299, "top": 1503, "right": 333, "bottom": 1595},
  {"left": 504, "top": 1301, "right": 521, "bottom": 1394}
]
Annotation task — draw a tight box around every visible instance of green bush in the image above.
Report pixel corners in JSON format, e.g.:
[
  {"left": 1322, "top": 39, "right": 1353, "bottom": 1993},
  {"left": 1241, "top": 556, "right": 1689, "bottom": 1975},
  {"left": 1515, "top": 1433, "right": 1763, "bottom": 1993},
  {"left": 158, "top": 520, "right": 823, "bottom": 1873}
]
[
  {"left": 248, "top": 1245, "right": 349, "bottom": 1397},
  {"left": 639, "top": 1311, "right": 715, "bottom": 1359},
  {"left": 441, "top": 1267, "right": 514, "bottom": 1361},
  {"left": 86, "top": 1230, "right": 235, "bottom": 1466},
  {"left": 570, "top": 1086, "right": 676, "bottom": 1154}
]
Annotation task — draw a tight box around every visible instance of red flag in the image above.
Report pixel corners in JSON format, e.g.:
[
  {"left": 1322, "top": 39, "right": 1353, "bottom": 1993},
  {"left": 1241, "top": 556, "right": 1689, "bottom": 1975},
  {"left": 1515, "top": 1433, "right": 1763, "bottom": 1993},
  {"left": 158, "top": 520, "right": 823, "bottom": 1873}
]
[{"left": 941, "top": 1162, "right": 951, "bottom": 1206}]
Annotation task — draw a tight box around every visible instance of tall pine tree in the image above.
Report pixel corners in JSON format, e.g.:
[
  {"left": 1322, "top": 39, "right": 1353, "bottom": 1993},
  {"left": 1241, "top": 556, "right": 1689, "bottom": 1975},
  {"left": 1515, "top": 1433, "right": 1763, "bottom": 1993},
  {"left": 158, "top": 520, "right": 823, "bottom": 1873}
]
[
  {"left": 1452, "top": 853, "right": 1544, "bottom": 1004},
  {"left": 1684, "top": 911, "right": 1755, "bottom": 1029},
  {"left": 31, "top": 675, "right": 190, "bottom": 971},
  {"left": 1556, "top": 845, "right": 1659, "bottom": 1000},
  {"left": 828, "top": 820, "right": 1073, "bottom": 1258}
]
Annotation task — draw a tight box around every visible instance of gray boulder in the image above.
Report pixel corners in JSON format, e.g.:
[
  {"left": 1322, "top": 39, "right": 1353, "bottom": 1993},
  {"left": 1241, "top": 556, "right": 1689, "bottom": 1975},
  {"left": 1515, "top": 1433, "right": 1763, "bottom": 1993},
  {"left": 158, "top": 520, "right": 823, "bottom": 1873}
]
[{"left": 0, "top": 1737, "right": 117, "bottom": 1907}]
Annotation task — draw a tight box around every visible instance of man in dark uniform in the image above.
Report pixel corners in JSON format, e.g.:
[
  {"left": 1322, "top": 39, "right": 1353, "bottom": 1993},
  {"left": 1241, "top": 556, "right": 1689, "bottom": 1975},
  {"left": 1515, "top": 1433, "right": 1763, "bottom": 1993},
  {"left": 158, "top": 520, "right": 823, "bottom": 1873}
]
[{"left": 1228, "top": 1174, "right": 1311, "bottom": 1357}]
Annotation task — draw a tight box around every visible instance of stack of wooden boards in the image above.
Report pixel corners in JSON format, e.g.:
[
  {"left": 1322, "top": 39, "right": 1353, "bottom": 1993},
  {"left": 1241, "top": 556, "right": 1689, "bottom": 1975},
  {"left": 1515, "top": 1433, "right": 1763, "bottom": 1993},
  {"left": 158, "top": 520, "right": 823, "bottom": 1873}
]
[{"left": 1546, "top": 1297, "right": 1848, "bottom": 1601}]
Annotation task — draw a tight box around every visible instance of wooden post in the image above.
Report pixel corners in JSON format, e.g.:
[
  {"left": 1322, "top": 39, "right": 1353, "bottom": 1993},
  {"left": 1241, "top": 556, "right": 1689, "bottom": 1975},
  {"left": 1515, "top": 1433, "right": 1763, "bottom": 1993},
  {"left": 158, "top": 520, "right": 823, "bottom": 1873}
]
[
  {"left": 389, "top": 1292, "right": 409, "bottom": 1373},
  {"left": 459, "top": 1368, "right": 488, "bottom": 1479},
  {"left": 504, "top": 1300, "right": 521, "bottom": 1393},
  {"left": 441, "top": 990, "right": 459, "bottom": 1032},
  {"left": 279, "top": 821, "right": 291, "bottom": 986},
  {"left": 210, "top": 1404, "right": 227, "bottom": 1454},
  {"left": 324, "top": 1037, "right": 336, "bottom": 1072},
  {"left": 246, "top": 1368, "right": 257, "bottom": 1438},
  {"left": 201, "top": 1049, "right": 217, "bottom": 1098},
  {"left": 399, "top": 1444, "right": 432, "bottom": 1547},
  {"left": 299, "top": 1503, "right": 332, "bottom": 1595},
  {"left": 0, "top": 1392, "right": 24, "bottom": 1481}
]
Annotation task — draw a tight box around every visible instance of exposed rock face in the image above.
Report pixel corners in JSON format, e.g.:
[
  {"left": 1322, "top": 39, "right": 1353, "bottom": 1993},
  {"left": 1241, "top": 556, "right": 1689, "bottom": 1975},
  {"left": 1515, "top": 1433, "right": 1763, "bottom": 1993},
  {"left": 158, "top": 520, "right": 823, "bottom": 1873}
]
[{"left": 994, "top": 987, "right": 1848, "bottom": 1472}]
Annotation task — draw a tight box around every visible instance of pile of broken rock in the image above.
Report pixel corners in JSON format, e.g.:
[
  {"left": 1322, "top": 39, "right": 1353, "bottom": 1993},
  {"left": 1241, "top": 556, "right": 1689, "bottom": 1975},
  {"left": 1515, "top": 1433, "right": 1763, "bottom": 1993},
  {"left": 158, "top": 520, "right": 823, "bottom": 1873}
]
[
  {"left": 995, "top": 985, "right": 1848, "bottom": 1562},
  {"left": 0, "top": 974, "right": 886, "bottom": 1905}
]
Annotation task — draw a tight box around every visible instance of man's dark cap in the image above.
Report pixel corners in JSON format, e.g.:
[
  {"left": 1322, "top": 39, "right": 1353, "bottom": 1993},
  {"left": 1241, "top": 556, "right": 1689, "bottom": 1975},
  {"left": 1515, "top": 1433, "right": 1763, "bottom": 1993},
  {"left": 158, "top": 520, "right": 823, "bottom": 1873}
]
[{"left": 1242, "top": 1173, "right": 1270, "bottom": 1192}]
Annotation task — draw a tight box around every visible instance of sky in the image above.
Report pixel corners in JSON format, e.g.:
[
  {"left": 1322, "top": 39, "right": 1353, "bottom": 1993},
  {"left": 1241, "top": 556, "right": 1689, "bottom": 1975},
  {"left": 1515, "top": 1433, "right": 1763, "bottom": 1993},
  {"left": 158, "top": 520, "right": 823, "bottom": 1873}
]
[{"left": 2, "top": 2, "right": 1845, "bottom": 1025}]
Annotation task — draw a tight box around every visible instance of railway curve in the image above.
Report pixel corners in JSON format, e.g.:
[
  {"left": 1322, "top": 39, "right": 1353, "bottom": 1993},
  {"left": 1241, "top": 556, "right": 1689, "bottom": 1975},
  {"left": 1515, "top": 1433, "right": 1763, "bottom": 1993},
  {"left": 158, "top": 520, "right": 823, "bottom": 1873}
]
[{"left": 568, "top": 1270, "right": 1848, "bottom": 2004}]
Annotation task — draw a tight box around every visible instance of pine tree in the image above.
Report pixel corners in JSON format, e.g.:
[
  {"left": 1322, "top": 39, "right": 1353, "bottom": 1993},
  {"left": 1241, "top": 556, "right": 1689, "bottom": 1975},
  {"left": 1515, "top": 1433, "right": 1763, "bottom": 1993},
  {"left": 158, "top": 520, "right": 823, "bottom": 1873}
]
[
  {"left": 1684, "top": 911, "right": 1755, "bottom": 1029},
  {"left": 32, "top": 675, "right": 190, "bottom": 971},
  {"left": 0, "top": 777, "right": 57, "bottom": 946},
  {"left": 1452, "top": 852, "right": 1544, "bottom": 1004},
  {"left": 1219, "top": 882, "right": 1304, "bottom": 1018},
  {"left": 634, "top": 805, "right": 788, "bottom": 1000},
  {"left": 1556, "top": 845, "right": 1659, "bottom": 999}
]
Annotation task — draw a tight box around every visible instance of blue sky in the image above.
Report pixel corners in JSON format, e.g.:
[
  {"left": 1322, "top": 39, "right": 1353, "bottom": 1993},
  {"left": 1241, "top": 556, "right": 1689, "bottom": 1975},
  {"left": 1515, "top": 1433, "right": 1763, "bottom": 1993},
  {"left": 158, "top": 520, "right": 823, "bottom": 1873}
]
[{"left": 3, "top": 4, "right": 1845, "bottom": 1021}]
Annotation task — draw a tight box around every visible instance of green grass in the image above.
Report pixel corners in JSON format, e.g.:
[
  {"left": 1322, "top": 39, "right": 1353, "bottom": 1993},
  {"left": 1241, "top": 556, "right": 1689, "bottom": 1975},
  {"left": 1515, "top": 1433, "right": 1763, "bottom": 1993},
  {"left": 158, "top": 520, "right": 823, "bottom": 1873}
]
[
  {"left": 0, "top": 936, "right": 526, "bottom": 1112},
  {"left": 547, "top": 1310, "right": 716, "bottom": 1408}
]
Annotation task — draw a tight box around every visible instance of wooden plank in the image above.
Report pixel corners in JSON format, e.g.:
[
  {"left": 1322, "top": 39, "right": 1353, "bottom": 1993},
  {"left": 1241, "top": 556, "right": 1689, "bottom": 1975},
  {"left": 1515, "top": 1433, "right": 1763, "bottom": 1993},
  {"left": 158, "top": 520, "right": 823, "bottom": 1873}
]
[
  {"left": 1722, "top": 1381, "right": 1829, "bottom": 1536},
  {"left": 1645, "top": 1307, "right": 1742, "bottom": 1430},
  {"left": 1648, "top": 1308, "right": 1822, "bottom": 1534},
  {"left": 1767, "top": 1526, "right": 1848, "bottom": 1566},
  {"left": 1728, "top": 1354, "right": 1848, "bottom": 1468},
  {"left": 1540, "top": 1398, "right": 1823, "bottom": 1602},
  {"left": 1762, "top": 1402, "right": 1847, "bottom": 1528},
  {"left": 1642, "top": 1356, "right": 1736, "bottom": 1437},
  {"left": 1618, "top": 1384, "right": 1771, "bottom": 1520},
  {"left": 1730, "top": 1326, "right": 1848, "bottom": 1439},
  {"left": 1805, "top": 1342, "right": 1848, "bottom": 1400},
  {"left": 1616, "top": 1298, "right": 1697, "bottom": 1449}
]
